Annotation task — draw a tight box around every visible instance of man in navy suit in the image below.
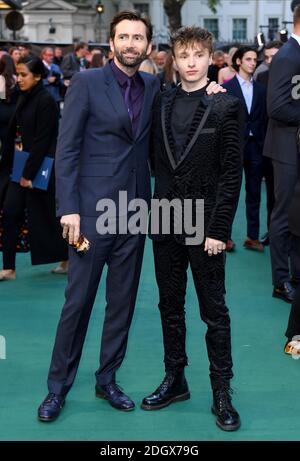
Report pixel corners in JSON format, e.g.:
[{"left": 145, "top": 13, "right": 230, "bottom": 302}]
[
  {"left": 37, "top": 10, "right": 160, "bottom": 421},
  {"left": 223, "top": 46, "right": 267, "bottom": 252},
  {"left": 263, "top": 5, "right": 300, "bottom": 303}
]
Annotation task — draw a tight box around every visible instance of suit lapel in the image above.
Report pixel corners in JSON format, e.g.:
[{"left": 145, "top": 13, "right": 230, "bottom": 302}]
[
  {"left": 250, "top": 80, "right": 258, "bottom": 115},
  {"left": 161, "top": 91, "right": 214, "bottom": 170},
  {"left": 231, "top": 76, "right": 248, "bottom": 113},
  {"left": 161, "top": 90, "right": 177, "bottom": 170},
  {"left": 177, "top": 95, "right": 214, "bottom": 168},
  {"left": 135, "top": 72, "right": 151, "bottom": 140},
  {"left": 103, "top": 63, "right": 132, "bottom": 139}
]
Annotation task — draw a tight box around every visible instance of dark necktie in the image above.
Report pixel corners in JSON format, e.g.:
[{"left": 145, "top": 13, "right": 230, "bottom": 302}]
[{"left": 124, "top": 77, "right": 134, "bottom": 122}]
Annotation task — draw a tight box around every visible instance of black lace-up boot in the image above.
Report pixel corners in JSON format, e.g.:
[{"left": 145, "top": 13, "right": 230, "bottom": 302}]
[
  {"left": 141, "top": 370, "right": 190, "bottom": 410},
  {"left": 212, "top": 388, "right": 241, "bottom": 431}
]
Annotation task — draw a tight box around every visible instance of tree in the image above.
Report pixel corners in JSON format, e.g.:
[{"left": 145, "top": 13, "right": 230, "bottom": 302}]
[
  {"left": 291, "top": 0, "right": 300, "bottom": 11},
  {"left": 163, "top": 0, "right": 220, "bottom": 32}
]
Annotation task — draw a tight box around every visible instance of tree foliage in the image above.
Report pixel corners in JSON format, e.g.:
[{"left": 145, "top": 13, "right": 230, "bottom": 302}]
[{"left": 163, "top": 0, "right": 220, "bottom": 32}]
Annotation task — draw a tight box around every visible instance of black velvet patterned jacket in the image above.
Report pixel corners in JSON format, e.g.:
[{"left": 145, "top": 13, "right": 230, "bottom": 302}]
[{"left": 149, "top": 88, "right": 243, "bottom": 244}]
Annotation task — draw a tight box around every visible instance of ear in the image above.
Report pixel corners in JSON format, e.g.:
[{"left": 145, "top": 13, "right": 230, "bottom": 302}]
[
  {"left": 173, "top": 56, "right": 178, "bottom": 72},
  {"left": 209, "top": 55, "right": 213, "bottom": 66},
  {"left": 109, "top": 38, "right": 114, "bottom": 54},
  {"left": 236, "top": 58, "right": 241, "bottom": 67},
  {"left": 146, "top": 42, "right": 152, "bottom": 57}
]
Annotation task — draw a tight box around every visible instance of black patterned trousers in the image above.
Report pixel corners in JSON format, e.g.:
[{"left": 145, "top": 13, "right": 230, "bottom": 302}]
[{"left": 153, "top": 237, "right": 233, "bottom": 390}]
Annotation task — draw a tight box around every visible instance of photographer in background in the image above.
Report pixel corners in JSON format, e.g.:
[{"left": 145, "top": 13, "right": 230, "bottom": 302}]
[{"left": 41, "top": 47, "right": 65, "bottom": 111}]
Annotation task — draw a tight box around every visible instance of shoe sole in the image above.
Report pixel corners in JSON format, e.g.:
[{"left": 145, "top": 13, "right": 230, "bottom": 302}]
[
  {"left": 243, "top": 245, "right": 264, "bottom": 252},
  {"left": 95, "top": 390, "right": 135, "bottom": 412},
  {"left": 211, "top": 406, "right": 241, "bottom": 432},
  {"left": 272, "top": 291, "right": 293, "bottom": 304},
  {"left": 140, "top": 391, "right": 190, "bottom": 411},
  {"left": 37, "top": 401, "right": 65, "bottom": 422}
]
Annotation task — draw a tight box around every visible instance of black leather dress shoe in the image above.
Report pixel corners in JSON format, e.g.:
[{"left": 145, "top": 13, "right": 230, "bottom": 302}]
[
  {"left": 212, "top": 389, "right": 240, "bottom": 432},
  {"left": 273, "top": 281, "right": 295, "bottom": 303},
  {"left": 95, "top": 383, "right": 135, "bottom": 411},
  {"left": 141, "top": 371, "right": 190, "bottom": 410},
  {"left": 38, "top": 393, "right": 65, "bottom": 422}
]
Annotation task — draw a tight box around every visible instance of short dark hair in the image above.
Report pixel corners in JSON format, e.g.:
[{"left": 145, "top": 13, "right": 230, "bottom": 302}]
[
  {"left": 170, "top": 26, "right": 214, "bottom": 56},
  {"left": 18, "top": 56, "right": 46, "bottom": 79},
  {"left": 110, "top": 10, "right": 153, "bottom": 43},
  {"left": 231, "top": 46, "right": 257, "bottom": 71},
  {"left": 8, "top": 46, "right": 19, "bottom": 55},
  {"left": 264, "top": 40, "right": 283, "bottom": 50},
  {"left": 19, "top": 43, "right": 31, "bottom": 50},
  {"left": 294, "top": 4, "right": 300, "bottom": 25},
  {"left": 74, "top": 42, "right": 87, "bottom": 53}
]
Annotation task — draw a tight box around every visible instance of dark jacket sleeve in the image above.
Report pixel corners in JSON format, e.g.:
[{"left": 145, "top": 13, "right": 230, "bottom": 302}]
[
  {"left": 55, "top": 72, "right": 89, "bottom": 217},
  {"left": 0, "top": 113, "right": 17, "bottom": 173},
  {"left": 206, "top": 98, "right": 243, "bottom": 242},
  {"left": 149, "top": 90, "right": 162, "bottom": 176},
  {"left": 22, "top": 96, "right": 59, "bottom": 180},
  {"left": 267, "top": 54, "right": 300, "bottom": 126},
  {"left": 61, "top": 54, "right": 78, "bottom": 80}
]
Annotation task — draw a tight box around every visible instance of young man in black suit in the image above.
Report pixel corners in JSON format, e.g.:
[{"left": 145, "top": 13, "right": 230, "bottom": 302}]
[
  {"left": 263, "top": 5, "right": 300, "bottom": 303},
  {"left": 141, "top": 27, "right": 243, "bottom": 431},
  {"left": 223, "top": 46, "right": 267, "bottom": 252}
]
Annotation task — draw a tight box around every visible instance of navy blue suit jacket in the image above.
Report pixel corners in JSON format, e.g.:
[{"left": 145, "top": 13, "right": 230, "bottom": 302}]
[
  {"left": 222, "top": 75, "right": 267, "bottom": 147},
  {"left": 55, "top": 62, "right": 160, "bottom": 217},
  {"left": 263, "top": 37, "right": 300, "bottom": 165}
]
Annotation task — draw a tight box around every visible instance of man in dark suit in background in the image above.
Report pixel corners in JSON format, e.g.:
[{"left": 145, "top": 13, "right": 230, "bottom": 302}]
[
  {"left": 255, "top": 41, "right": 282, "bottom": 246},
  {"left": 37, "top": 10, "right": 160, "bottom": 421},
  {"left": 223, "top": 46, "right": 267, "bottom": 252},
  {"left": 263, "top": 5, "right": 300, "bottom": 303},
  {"left": 60, "top": 41, "right": 89, "bottom": 86}
]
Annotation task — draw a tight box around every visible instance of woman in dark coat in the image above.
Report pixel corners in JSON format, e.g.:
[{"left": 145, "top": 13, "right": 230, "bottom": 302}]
[{"left": 0, "top": 56, "right": 67, "bottom": 281}]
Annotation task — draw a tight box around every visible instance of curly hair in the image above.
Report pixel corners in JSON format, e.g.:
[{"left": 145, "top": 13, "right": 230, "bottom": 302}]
[{"left": 170, "top": 26, "right": 214, "bottom": 56}]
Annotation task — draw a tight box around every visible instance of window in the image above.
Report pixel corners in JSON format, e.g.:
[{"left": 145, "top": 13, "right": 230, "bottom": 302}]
[
  {"left": 204, "top": 18, "right": 219, "bottom": 40},
  {"left": 133, "top": 3, "right": 149, "bottom": 17},
  {"left": 268, "top": 18, "right": 279, "bottom": 40},
  {"left": 232, "top": 18, "right": 247, "bottom": 41}
]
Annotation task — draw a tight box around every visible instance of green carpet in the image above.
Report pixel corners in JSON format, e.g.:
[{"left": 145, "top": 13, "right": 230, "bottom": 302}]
[{"left": 1, "top": 181, "right": 299, "bottom": 441}]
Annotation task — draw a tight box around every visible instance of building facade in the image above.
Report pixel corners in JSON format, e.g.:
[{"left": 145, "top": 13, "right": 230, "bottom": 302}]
[{"left": 0, "top": 0, "right": 295, "bottom": 45}]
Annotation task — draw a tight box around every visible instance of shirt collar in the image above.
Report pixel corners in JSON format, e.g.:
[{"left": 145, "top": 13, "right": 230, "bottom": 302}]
[
  {"left": 43, "top": 60, "right": 51, "bottom": 69},
  {"left": 110, "top": 59, "right": 138, "bottom": 87},
  {"left": 291, "top": 33, "right": 300, "bottom": 46},
  {"left": 236, "top": 73, "right": 253, "bottom": 86}
]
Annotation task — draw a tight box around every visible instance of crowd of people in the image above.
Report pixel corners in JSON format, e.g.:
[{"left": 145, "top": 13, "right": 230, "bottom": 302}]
[{"left": 0, "top": 6, "right": 299, "bottom": 433}]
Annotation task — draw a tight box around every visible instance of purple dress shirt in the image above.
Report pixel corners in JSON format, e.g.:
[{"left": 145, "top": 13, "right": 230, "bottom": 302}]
[{"left": 110, "top": 59, "right": 144, "bottom": 137}]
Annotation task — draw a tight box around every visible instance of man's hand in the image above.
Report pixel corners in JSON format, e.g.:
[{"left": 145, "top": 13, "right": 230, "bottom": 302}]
[
  {"left": 61, "top": 214, "right": 80, "bottom": 245},
  {"left": 48, "top": 76, "right": 56, "bottom": 84},
  {"left": 206, "top": 81, "right": 226, "bottom": 95},
  {"left": 204, "top": 237, "right": 226, "bottom": 256},
  {"left": 20, "top": 177, "right": 33, "bottom": 189}
]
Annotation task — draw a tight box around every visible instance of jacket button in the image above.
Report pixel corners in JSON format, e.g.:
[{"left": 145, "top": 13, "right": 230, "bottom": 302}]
[{"left": 131, "top": 168, "right": 136, "bottom": 173}]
